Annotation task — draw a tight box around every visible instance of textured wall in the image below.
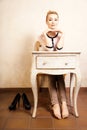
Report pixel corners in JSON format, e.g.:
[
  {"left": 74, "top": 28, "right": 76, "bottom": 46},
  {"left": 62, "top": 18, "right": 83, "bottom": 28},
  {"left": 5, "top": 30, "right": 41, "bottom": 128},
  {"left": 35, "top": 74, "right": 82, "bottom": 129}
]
[{"left": 0, "top": 0, "right": 87, "bottom": 88}]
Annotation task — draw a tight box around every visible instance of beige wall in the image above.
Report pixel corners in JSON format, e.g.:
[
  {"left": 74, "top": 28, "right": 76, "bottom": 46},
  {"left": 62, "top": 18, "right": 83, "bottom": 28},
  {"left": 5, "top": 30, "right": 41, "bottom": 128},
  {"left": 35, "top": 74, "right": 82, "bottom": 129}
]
[{"left": 0, "top": 0, "right": 87, "bottom": 88}]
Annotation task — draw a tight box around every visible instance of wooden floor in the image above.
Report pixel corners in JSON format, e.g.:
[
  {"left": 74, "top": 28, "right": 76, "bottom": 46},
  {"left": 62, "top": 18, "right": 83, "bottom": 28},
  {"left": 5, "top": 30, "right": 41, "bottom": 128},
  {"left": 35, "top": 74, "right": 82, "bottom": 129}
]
[{"left": 0, "top": 87, "right": 87, "bottom": 130}]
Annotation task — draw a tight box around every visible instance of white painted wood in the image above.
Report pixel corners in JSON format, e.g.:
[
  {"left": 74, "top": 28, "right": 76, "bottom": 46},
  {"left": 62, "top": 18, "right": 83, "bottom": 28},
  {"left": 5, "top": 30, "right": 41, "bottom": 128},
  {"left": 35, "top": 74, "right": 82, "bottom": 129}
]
[
  {"left": 31, "top": 51, "right": 81, "bottom": 118},
  {"left": 36, "top": 56, "right": 76, "bottom": 69}
]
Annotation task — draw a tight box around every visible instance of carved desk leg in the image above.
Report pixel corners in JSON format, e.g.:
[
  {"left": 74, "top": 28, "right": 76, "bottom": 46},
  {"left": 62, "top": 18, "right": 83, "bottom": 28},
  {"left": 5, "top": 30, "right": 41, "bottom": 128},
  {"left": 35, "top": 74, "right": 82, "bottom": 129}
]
[
  {"left": 31, "top": 72, "right": 38, "bottom": 118},
  {"left": 74, "top": 71, "right": 81, "bottom": 117},
  {"left": 70, "top": 73, "right": 75, "bottom": 106}
]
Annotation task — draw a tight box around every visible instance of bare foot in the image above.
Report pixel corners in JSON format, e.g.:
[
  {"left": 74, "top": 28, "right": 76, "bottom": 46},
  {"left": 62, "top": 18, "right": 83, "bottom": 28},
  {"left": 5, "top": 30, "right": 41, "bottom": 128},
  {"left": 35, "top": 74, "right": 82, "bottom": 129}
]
[
  {"left": 61, "top": 101, "right": 69, "bottom": 119},
  {"left": 52, "top": 104, "right": 61, "bottom": 119}
]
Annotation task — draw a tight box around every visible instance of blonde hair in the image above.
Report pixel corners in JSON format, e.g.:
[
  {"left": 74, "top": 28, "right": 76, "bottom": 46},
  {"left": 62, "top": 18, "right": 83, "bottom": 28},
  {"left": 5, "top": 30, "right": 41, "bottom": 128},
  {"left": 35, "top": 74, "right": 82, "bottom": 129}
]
[{"left": 46, "top": 10, "right": 59, "bottom": 22}]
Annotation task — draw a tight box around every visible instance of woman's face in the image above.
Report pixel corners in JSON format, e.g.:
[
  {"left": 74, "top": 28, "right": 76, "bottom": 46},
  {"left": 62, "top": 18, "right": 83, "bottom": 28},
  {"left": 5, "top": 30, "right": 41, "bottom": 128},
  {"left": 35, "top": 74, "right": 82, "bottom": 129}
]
[{"left": 46, "top": 14, "right": 59, "bottom": 30}]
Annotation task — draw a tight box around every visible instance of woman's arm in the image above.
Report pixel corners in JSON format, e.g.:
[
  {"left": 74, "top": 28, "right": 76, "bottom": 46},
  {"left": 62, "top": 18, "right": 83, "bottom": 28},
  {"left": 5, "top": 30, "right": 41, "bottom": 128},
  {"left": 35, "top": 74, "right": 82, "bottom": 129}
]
[
  {"left": 56, "top": 32, "right": 64, "bottom": 50},
  {"left": 38, "top": 34, "right": 54, "bottom": 51}
]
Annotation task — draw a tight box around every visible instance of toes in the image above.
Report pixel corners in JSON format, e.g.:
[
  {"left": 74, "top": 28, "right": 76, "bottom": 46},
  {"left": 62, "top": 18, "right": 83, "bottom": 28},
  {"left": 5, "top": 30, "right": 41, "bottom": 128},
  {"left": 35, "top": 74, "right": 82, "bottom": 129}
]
[
  {"left": 52, "top": 104, "right": 61, "bottom": 119},
  {"left": 62, "top": 102, "right": 69, "bottom": 119}
]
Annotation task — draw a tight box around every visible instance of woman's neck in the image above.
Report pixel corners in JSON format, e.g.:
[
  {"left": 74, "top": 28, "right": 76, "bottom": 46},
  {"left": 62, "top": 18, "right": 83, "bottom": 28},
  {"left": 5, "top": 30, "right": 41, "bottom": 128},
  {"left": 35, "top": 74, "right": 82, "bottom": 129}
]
[
  {"left": 46, "top": 31, "right": 58, "bottom": 38},
  {"left": 46, "top": 31, "right": 57, "bottom": 37}
]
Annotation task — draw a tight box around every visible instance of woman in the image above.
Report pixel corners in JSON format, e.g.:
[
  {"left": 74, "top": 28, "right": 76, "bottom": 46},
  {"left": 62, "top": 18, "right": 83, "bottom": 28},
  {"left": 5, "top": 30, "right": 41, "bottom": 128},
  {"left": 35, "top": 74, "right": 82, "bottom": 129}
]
[{"left": 34, "top": 10, "right": 69, "bottom": 119}]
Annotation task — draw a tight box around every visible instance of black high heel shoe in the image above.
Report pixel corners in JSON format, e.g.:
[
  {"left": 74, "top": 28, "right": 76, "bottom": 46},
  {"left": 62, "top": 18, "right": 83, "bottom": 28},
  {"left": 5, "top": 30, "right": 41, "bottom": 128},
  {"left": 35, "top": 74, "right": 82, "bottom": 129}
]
[
  {"left": 22, "top": 93, "right": 31, "bottom": 110},
  {"left": 9, "top": 93, "right": 21, "bottom": 110}
]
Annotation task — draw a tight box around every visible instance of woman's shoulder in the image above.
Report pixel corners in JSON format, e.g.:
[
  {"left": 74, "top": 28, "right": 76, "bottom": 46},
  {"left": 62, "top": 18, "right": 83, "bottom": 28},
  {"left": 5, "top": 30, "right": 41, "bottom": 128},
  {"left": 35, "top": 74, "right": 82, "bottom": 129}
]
[
  {"left": 57, "top": 29, "right": 63, "bottom": 34},
  {"left": 58, "top": 30, "right": 64, "bottom": 38}
]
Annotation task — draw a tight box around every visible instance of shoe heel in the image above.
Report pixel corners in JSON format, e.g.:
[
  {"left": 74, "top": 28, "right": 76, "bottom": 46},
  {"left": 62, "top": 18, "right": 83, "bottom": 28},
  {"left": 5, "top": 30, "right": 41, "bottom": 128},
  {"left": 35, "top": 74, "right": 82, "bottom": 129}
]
[
  {"left": 9, "top": 93, "right": 21, "bottom": 110},
  {"left": 17, "top": 97, "right": 20, "bottom": 108},
  {"left": 22, "top": 93, "right": 31, "bottom": 110}
]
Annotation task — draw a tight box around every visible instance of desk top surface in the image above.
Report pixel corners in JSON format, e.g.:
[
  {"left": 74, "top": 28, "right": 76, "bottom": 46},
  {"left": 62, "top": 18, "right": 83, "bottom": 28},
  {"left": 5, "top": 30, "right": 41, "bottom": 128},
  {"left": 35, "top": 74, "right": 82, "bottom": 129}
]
[{"left": 32, "top": 51, "right": 81, "bottom": 55}]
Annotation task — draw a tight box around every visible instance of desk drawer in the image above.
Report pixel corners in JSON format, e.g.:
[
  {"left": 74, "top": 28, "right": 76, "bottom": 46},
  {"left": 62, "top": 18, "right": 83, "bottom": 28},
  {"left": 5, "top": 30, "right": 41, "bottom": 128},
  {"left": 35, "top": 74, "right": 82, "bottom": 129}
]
[{"left": 36, "top": 56, "right": 76, "bottom": 69}]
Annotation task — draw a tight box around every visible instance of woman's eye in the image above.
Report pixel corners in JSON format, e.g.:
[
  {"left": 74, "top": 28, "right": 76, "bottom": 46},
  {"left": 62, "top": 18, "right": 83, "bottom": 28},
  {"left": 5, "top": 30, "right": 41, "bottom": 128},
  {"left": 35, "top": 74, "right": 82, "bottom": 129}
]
[
  {"left": 49, "top": 19, "right": 52, "bottom": 21},
  {"left": 48, "top": 18, "right": 58, "bottom": 22}
]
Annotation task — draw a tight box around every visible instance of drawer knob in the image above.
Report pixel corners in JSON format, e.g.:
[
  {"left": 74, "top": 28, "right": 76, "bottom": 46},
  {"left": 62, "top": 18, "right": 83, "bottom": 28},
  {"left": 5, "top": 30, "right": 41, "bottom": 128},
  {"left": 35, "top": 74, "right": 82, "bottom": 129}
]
[
  {"left": 65, "top": 63, "right": 68, "bottom": 65},
  {"left": 43, "top": 62, "right": 47, "bottom": 65}
]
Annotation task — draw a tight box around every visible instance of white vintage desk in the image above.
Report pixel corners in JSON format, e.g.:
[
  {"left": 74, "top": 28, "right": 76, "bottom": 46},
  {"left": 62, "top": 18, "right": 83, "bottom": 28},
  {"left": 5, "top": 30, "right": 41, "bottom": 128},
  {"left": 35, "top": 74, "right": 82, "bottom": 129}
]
[{"left": 31, "top": 51, "right": 81, "bottom": 118}]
